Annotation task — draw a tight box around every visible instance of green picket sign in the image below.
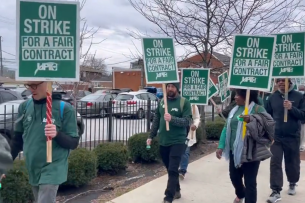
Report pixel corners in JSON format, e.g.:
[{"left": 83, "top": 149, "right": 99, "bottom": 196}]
[
  {"left": 228, "top": 35, "right": 276, "bottom": 91},
  {"left": 208, "top": 78, "right": 218, "bottom": 99},
  {"left": 218, "top": 72, "right": 231, "bottom": 102},
  {"left": 181, "top": 68, "right": 209, "bottom": 105},
  {"left": 272, "top": 32, "right": 305, "bottom": 78},
  {"left": 142, "top": 38, "right": 179, "bottom": 84},
  {"left": 16, "top": 0, "right": 80, "bottom": 82}
]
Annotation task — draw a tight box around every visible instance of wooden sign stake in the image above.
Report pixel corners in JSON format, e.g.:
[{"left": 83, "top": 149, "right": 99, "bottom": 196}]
[
  {"left": 162, "top": 84, "right": 170, "bottom": 131},
  {"left": 210, "top": 98, "right": 226, "bottom": 121},
  {"left": 46, "top": 82, "right": 53, "bottom": 163}
]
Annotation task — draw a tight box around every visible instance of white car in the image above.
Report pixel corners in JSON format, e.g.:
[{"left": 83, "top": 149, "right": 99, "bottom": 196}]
[{"left": 113, "top": 91, "right": 158, "bottom": 119}]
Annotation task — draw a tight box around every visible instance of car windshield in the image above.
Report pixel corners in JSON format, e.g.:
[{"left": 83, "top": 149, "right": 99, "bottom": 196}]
[
  {"left": 115, "top": 94, "right": 134, "bottom": 101},
  {"left": 81, "top": 94, "right": 104, "bottom": 101}
]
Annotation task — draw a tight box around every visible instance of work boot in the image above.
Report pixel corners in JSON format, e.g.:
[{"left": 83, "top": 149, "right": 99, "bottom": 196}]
[
  {"left": 174, "top": 191, "right": 181, "bottom": 199},
  {"left": 267, "top": 190, "right": 281, "bottom": 203},
  {"left": 288, "top": 183, "right": 296, "bottom": 195}
]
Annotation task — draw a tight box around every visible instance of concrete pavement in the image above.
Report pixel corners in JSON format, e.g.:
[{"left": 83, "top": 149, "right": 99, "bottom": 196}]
[{"left": 108, "top": 153, "right": 305, "bottom": 203}]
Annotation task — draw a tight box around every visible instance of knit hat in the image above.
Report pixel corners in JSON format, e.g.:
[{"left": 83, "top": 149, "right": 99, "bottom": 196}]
[{"left": 166, "top": 83, "right": 180, "bottom": 91}]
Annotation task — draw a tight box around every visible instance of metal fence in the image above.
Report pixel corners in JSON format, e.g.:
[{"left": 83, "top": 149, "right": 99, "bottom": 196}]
[{"left": 0, "top": 99, "right": 225, "bottom": 151}]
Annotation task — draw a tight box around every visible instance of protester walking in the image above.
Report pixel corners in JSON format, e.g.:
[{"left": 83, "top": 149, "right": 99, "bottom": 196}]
[
  {"left": 216, "top": 89, "right": 274, "bottom": 203},
  {"left": 265, "top": 78, "right": 305, "bottom": 203},
  {"left": 178, "top": 104, "right": 200, "bottom": 180},
  {"left": 10, "top": 81, "right": 79, "bottom": 203},
  {"left": 147, "top": 83, "right": 192, "bottom": 203}
]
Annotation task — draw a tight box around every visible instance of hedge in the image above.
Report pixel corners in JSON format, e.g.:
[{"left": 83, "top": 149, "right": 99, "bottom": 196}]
[
  {"left": 63, "top": 148, "right": 97, "bottom": 187},
  {"left": 206, "top": 121, "right": 225, "bottom": 140},
  {"left": 94, "top": 142, "right": 128, "bottom": 174},
  {"left": 0, "top": 160, "right": 34, "bottom": 203},
  {"left": 128, "top": 133, "right": 159, "bottom": 162}
]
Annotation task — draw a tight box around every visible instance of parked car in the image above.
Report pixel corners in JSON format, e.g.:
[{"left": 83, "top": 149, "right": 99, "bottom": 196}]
[
  {"left": 11, "top": 87, "right": 32, "bottom": 99},
  {"left": 0, "top": 87, "right": 24, "bottom": 104},
  {"left": 0, "top": 97, "right": 84, "bottom": 142},
  {"left": 94, "top": 89, "right": 122, "bottom": 96},
  {"left": 76, "top": 93, "right": 115, "bottom": 117},
  {"left": 156, "top": 88, "right": 163, "bottom": 99},
  {"left": 65, "top": 90, "right": 91, "bottom": 100},
  {"left": 112, "top": 91, "right": 158, "bottom": 119},
  {"left": 0, "top": 100, "right": 22, "bottom": 141},
  {"left": 120, "top": 88, "right": 133, "bottom": 92}
]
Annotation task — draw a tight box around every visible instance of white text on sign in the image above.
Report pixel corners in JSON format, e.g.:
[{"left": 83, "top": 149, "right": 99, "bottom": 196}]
[
  {"left": 183, "top": 71, "right": 207, "bottom": 97},
  {"left": 274, "top": 34, "right": 303, "bottom": 68},
  {"left": 21, "top": 5, "right": 74, "bottom": 61},
  {"left": 146, "top": 40, "right": 175, "bottom": 72},
  {"left": 233, "top": 37, "right": 270, "bottom": 83}
]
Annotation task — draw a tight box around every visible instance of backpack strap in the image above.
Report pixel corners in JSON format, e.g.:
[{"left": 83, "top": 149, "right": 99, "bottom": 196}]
[
  {"left": 60, "top": 101, "right": 65, "bottom": 120},
  {"left": 24, "top": 99, "right": 65, "bottom": 120}
]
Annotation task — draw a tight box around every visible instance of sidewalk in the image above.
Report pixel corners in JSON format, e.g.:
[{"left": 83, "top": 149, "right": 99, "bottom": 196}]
[{"left": 108, "top": 153, "right": 305, "bottom": 203}]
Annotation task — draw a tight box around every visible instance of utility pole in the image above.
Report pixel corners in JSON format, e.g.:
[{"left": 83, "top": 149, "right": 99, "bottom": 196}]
[{"left": 0, "top": 36, "right": 3, "bottom": 76}]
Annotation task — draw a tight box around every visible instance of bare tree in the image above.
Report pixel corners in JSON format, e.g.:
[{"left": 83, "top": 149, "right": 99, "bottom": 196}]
[
  {"left": 58, "top": 0, "right": 106, "bottom": 101},
  {"left": 221, "top": 0, "right": 305, "bottom": 55},
  {"left": 129, "top": 0, "right": 235, "bottom": 140}
]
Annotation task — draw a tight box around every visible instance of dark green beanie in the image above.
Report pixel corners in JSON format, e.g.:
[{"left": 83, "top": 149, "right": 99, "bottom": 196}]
[{"left": 166, "top": 83, "right": 180, "bottom": 91}]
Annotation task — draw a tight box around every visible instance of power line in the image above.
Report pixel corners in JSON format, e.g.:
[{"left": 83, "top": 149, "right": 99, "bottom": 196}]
[
  {"left": 106, "top": 59, "right": 134, "bottom": 66},
  {"left": 2, "top": 50, "right": 15, "bottom": 57}
]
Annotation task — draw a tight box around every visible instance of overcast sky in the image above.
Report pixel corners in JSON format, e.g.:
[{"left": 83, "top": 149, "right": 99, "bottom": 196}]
[{"left": 0, "top": 0, "right": 187, "bottom": 72}]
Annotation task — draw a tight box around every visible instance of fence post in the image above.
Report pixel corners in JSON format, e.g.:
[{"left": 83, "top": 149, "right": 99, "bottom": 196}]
[
  {"left": 146, "top": 99, "right": 151, "bottom": 132},
  {"left": 108, "top": 100, "right": 113, "bottom": 142}
]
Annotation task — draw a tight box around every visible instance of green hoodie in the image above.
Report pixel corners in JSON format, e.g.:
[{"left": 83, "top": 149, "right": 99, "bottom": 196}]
[{"left": 12, "top": 94, "right": 78, "bottom": 186}]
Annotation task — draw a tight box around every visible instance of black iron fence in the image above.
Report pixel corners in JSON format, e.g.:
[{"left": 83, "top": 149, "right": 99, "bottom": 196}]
[{"left": 0, "top": 99, "right": 223, "bottom": 151}]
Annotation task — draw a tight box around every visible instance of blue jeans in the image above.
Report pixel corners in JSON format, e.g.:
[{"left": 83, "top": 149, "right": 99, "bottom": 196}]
[{"left": 179, "top": 146, "right": 190, "bottom": 173}]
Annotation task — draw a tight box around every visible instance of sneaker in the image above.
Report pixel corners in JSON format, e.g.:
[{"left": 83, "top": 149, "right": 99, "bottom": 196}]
[
  {"left": 267, "top": 191, "right": 281, "bottom": 203},
  {"left": 174, "top": 191, "right": 181, "bottom": 199},
  {"left": 163, "top": 201, "right": 171, "bottom": 203},
  {"left": 179, "top": 170, "right": 186, "bottom": 180},
  {"left": 288, "top": 184, "right": 297, "bottom": 195}
]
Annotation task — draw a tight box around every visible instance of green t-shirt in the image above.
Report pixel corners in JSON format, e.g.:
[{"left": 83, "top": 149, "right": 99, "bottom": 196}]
[
  {"left": 229, "top": 104, "right": 266, "bottom": 150},
  {"left": 15, "top": 99, "right": 78, "bottom": 186},
  {"left": 157, "top": 97, "right": 192, "bottom": 146}
]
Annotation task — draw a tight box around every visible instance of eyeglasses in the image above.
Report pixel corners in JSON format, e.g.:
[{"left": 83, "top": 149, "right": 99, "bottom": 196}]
[{"left": 24, "top": 82, "right": 44, "bottom": 90}]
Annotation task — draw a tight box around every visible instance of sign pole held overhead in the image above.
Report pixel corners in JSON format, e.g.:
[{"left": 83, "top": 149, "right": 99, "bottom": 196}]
[
  {"left": 142, "top": 37, "right": 180, "bottom": 132},
  {"left": 16, "top": 0, "right": 80, "bottom": 163},
  {"left": 271, "top": 32, "right": 305, "bottom": 122}
]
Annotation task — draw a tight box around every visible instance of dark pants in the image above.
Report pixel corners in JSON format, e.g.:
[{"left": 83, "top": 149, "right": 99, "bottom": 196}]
[
  {"left": 229, "top": 152, "right": 260, "bottom": 203},
  {"left": 270, "top": 138, "right": 300, "bottom": 192},
  {"left": 160, "top": 144, "right": 186, "bottom": 202}
]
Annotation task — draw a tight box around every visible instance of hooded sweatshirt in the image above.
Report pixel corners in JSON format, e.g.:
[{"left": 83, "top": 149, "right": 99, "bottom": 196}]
[
  {"left": 265, "top": 85, "right": 305, "bottom": 140},
  {"left": 11, "top": 93, "right": 79, "bottom": 186},
  {"left": 0, "top": 134, "right": 13, "bottom": 175}
]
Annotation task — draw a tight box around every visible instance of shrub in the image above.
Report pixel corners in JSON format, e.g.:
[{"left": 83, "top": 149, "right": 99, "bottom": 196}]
[
  {"left": 206, "top": 121, "right": 225, "bottom": 140},
  {"left": 128, "top": 133, "right": 159, "bottom": 162},
  {"left": 94, "top": 142, "right": 128, "bottom": 174},
  {"left": 64, "top": 148, "right": 97, "bottom": 187},
  {"left": 0, "top": 160, "right": 34, "bottom": 203}
]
